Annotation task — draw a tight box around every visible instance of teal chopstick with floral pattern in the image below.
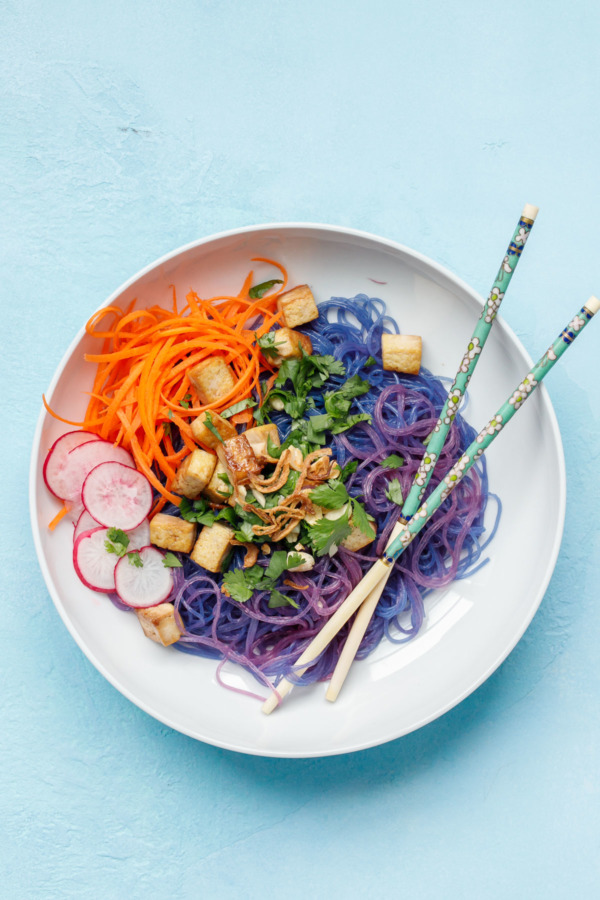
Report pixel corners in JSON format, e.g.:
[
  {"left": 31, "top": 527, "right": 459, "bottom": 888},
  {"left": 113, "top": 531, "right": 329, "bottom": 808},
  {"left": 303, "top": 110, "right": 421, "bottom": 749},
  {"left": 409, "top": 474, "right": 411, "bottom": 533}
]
[
  {"left": 384, "top": 297, "right": 600, "bottom": 563},
  {"left": 262, "top": 299, "right": 599, "bottom": 715},
  {"left": 402, "top": 203, "right": 538, "bottom": 519}
]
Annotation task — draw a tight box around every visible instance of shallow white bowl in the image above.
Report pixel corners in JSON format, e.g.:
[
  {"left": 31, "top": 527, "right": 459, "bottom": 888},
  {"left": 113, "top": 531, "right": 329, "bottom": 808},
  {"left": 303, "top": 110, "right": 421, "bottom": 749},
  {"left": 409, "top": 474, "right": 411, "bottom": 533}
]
[{"left": 30, "top": 223, "right": 565, "bottom": 757}]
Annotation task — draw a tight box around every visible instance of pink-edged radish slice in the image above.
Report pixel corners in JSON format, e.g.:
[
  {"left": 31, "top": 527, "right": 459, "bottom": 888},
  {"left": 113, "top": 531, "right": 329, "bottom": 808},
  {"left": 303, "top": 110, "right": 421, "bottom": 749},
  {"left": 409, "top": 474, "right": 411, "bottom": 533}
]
[
  {"left": 114, "top": 545, "right": 174, "bottom": 608},
  {"left": 43, "top": 430, "right": 101, "bottom": 498},
  {"left": 65, "top": 496, "right": 85, "bottom": 525},
  {"left": 82, "top": 462, "right": 152, "bottom": 530},
  {"left": 62, "top": 441, "right": 135, "bottom": 503},
  {"left": 74, "top": 509, "right": 101, "bottom": 542},
  {"left": 126, "top": 517, "right": 151, "bottom": 550},
  {"left": 73, "top": 526, "right": 118, "bottom": 592}
]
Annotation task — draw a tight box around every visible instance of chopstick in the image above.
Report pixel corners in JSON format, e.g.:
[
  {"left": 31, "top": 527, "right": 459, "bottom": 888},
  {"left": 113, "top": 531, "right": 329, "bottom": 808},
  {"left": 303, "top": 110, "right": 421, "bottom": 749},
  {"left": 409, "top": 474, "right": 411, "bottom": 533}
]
[
  {"left": 326, "top": 203, "right": 539, "bottom": 701},
  {"left": 262, "top": 295, "right": 600, "bottom": 713}
]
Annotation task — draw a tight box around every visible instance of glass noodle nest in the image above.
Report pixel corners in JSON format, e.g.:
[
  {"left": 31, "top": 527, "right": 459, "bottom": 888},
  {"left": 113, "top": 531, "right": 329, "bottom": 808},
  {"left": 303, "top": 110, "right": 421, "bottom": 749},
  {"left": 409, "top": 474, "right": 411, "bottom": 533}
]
[{"left": 157, "top": 293, "right": 500, "bottom": 698}]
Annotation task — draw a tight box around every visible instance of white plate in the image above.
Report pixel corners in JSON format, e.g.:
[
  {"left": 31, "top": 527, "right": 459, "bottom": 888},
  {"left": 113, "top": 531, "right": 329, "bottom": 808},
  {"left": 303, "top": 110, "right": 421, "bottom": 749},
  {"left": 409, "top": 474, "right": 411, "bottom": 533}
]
[{"left": 30, "top": 223, "right": 565, "bottom": 757}]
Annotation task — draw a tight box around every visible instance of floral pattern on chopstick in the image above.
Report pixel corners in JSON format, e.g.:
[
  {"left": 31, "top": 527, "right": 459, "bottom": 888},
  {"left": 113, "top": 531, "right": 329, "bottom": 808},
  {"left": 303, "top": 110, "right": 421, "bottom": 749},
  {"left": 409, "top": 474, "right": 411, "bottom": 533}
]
[
  {"left": 508, "top": 373, "right": 538, "bottom": 410},
  {"left": 414, "top": 451, "right": 438, "bottom": 486},
  {"left": 483, "top": 287, "right": 504, "bottom": 323},
  {"left": 459, "top": 338, "right": 482, "bottom": 373},
  {"left": 399, "top": 210, "right": 536, "bottom": 521}
]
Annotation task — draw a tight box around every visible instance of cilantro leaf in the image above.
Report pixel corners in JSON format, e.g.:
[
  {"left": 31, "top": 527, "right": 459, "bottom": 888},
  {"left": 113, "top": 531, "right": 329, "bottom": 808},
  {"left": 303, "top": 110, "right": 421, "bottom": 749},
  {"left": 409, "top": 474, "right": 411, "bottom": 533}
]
[
  {"left": 180, "top": 392, "right": 192, "bottom": 409},
  {"left": 234, "top": 521, "right": 259, "bottom": 543},
  {"left": 275, "top": 357, "right": 304, "bottom": 390},
  {"left": 249, "top": 279, "right": 283, "bottom": 299},
  {"left": 204, "top": 410, "right": 224, "bottom": 443},
  {"left": 340, "top": 460, "right": 358, "bottom": 482},
  {"left": 309, "top": 480, "right": 350, "bottom": 509},
  {"left": 220, "top": 398, "right": 256, "bottom": 419},
  {"left": 306, "top": 508, "right": 352, "bottom": 556},
  {"left": 257, "top": 332, "right": 285, "bottom": 359},
  {"left": 336, "top": 374, "right": 371, "bottom": 400},
  {"left": 266, "top": 434, "right": 284, "bottom": 458},
  {"left": 385, "top": 478, "right": 404, "bottom": 507},
  {"left": 305, "top": 414, "right": 330, "bottom": 445},
  {"left": 264, "top": 550, "right": 289, "bottom": 582},
  {"left": 363, "top": 356, "right": 377, "bottom": 367},
  {"left": 127, "top": 550, "right": 143, "bottom": 567},
  {"left": 179, "top": 497, "right": 216, "bottom": 526},
  {"left": 105, "top": 528, "right": 130, "bottom": 557},
  {"left": 329, "top": 413, "right": 372, "bottom": 434},
  {"left": 310, "top": 355, "right": 345, "bottom": 380},
  {"left": 268, "top": 590, "right": 299, "bottom": 609},
  {"left": 276, "top": 353, "right": 346, "bottom": 398},
  {"left": 350, "top": 499, "right": 376, "bottom": 540},
  {"left": 285, "top": 552, "right": 306, "bottom": 570},
  {"left": 222, "top": 569, "right": 256, "bottom": 602},
  {"left": 324, "top": 393, "right": 351, "bottom": 419},
  {"left": 381, "top": 454, "right": 404, "bottom": 469},
  {"left": 216, "top": 507, "right": 237, "bottom": 526},
  {"left": 163, "top": 552, "right": 182, "bottom": 568}
]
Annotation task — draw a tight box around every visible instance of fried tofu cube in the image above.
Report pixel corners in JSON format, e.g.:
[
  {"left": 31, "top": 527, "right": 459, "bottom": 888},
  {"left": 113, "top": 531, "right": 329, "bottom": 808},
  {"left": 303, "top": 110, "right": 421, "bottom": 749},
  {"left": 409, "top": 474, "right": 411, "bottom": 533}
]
[
  {"left": 243, "top": 423, "right": 280, "bottom": 458},
  {"left": 217, "top": 434, "right": 262, "bottom": 485},
  {"left": 190, "top": 522, "right": 235, "bottom": 572},
  {"left": 381, "top": 334, "right": 422, "bottom": 375},
  {"left": 172, "top": 448, "right": 218, "bottom": 499},
  {"left": 150, "top": 513, "right": 197, "bottom": 554},
  {"left": 190, "top": 410, "right": 238, "bottom": 449},
  {"left": 341, "top": 519, "right": 377, "bottom": 552},
  {"left": 136, "top": 603, "right": 181, "bottom": 647},
  {"left": 267, "top": 327, "right": 313, "bottom": 365},
  {"left": 188, "top": 357, "right": 236, "bottom": 404},
  {"left": 203, "top": 460, "right": 235, "bottom": 503},
  {"left": 277, "top": 284, "right": 319, "bottom": 328}
]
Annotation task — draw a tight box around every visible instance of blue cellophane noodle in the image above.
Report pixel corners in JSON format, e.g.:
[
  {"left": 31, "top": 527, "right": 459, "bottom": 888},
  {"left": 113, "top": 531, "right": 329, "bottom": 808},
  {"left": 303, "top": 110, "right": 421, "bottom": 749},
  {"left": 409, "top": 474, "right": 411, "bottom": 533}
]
[{"left": 157, "top": 294, "right": 500, "bottom": 693}]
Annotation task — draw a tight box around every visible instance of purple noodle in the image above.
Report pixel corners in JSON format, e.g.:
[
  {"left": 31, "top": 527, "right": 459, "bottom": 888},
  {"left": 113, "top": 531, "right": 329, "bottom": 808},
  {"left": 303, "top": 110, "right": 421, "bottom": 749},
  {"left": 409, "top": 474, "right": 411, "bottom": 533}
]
[{"left": 162, "top": 295, "right": 500, "bottom": 693}]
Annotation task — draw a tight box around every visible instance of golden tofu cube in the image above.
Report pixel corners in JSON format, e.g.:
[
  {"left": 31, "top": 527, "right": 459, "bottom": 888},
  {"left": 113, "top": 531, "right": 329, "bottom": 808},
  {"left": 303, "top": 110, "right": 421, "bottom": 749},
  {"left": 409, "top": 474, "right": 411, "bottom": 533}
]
[
  {"left": 150, "top": 513, "right": 197, "bottom": 553},
  {"left": 191, "top": 410, "right": 238, "bottom": 449},
  {"left": 172, "top": 448, "right": 217, "bottom": 499},
  {"left": 136, "top": 603, "right": 181, "bottom": 647},
  {"left": 188, "top": 357, "right": 236, "bottom": 404},
  {"left": 243, "top": 423, "right": 280, "bottom": 458},
  {"left": 277, "top": 284, "right": 319, "bottom": 328},
  {"left": 340, "top": 519, "right": 376, "bottom": 552},
  {"left": 190, "top": 522, "right": 235, "bottom": 572},
  {"left": 217, "top": 434, "right": 262, "bottom": 485},
  {"left": 267, "top": 327, "right": 313, "bottom": 365},
  {"left": 203, "top": 460, "right": 235, "bottom": 503},
  {"left": 381, "top": 334, "right": 422, "bottom": 375}
]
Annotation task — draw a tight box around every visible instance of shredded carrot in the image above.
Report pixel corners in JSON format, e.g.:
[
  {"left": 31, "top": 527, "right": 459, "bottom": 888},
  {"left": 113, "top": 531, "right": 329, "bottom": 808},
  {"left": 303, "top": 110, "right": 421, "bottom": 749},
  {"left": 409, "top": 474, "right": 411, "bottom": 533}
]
[
  {"left": 43, "top": 395, "right": 85, "bottom": 427},
  {"left": 48, "top": 504, "right": 69, "bottom": 531},
  {"left": 45, "top": 262, "right": 289, "bottom": 508}
]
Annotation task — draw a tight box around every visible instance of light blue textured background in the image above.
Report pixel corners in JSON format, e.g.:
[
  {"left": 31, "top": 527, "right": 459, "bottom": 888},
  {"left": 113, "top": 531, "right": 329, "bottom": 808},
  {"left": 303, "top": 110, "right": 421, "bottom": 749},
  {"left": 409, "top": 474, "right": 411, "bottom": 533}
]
[{"left": 2, "top": 2, "right": 600, "bottom": 897}]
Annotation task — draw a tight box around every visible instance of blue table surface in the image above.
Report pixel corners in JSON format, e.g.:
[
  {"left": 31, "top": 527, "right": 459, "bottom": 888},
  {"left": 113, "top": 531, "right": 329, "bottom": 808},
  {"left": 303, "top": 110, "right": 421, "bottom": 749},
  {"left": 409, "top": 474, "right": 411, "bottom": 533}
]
[{"left": 3, "top": 2, "right": 600, "bottom": 897}]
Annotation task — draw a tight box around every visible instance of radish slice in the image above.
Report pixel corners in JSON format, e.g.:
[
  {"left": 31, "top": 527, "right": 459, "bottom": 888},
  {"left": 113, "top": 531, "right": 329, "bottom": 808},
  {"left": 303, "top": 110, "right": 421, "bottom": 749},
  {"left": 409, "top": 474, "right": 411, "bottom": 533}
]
[
  {"left": 126, "top": 517, "right": 151, "bottom": 550},
  {"left": 82, "top": 462, "right": 152, "bottom": 530},
  {"left": 62, "top": 441, "right": 135, "bottom": 503},
  {"left": 65, "top": 496, "right": 85, "bottom": 525},
  {"left": 43, "top": 430, "right": 101, "bottom": 498},
  {"left": 73, "top": 526, "right": 118, "bottom": 592},
  {"left": 74, "top": 509, "right": 101, "bottom": 542},
  {"left": 114, "top": 545, "right": 174, "bottom": 608}
]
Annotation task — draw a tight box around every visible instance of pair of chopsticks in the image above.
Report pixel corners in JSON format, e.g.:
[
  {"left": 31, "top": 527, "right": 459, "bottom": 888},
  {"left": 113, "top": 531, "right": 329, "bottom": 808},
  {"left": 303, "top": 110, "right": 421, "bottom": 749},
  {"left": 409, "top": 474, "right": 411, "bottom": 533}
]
[{"left": 262, "top": 205, "right": 599, "bottom": 715}]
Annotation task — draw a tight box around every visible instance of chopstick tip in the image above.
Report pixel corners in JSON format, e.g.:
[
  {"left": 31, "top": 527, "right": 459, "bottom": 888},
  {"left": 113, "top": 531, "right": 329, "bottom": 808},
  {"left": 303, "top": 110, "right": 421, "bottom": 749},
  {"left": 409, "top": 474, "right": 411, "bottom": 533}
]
[{"left": 522, "top": 203, "right": 539, "bottom": 221}]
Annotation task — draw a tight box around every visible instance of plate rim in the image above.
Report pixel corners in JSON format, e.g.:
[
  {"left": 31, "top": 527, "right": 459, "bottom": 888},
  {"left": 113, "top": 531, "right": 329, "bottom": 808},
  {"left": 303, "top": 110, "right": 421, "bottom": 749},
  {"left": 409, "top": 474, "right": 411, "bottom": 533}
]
[{"left": 29, "top": 222, "right": 566, "bottom": 757}]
